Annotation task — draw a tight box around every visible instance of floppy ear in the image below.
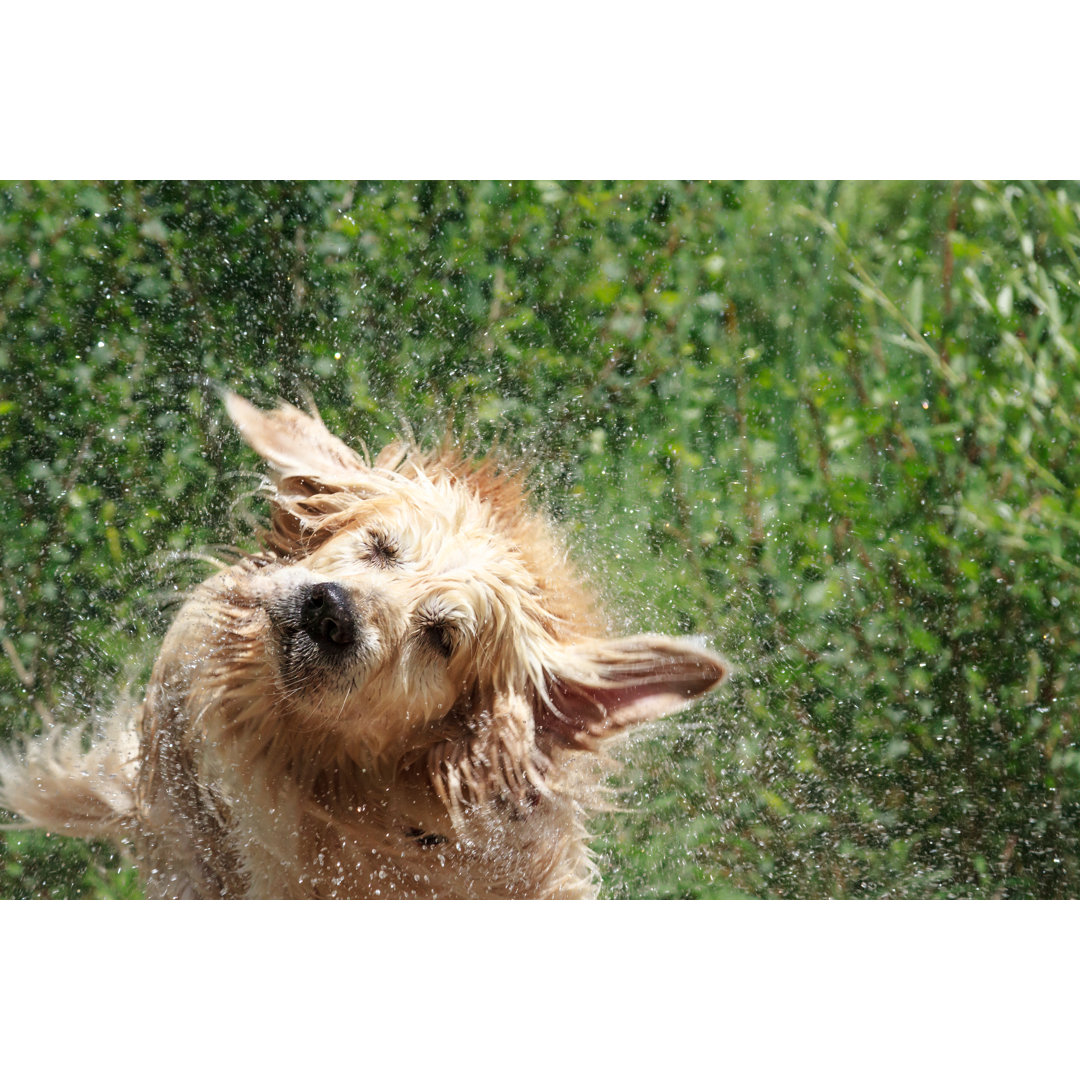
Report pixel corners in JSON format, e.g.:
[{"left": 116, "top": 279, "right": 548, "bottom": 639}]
[
  {"left": 538, "top": 635, "right": 728, "bottom": 749},
  {"left": 224, "top": 392, "right": 371, "bottom": 555},
  {"left": 224, "top": 391, "right": 366, "bottom": 486}
]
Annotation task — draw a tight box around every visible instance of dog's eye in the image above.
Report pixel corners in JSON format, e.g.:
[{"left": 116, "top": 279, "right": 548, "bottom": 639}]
[
  {"left": 404, "top": 827, "right": 449, "bottom": 848},
  {"left": 419, "top": 619, "right": 454, "bottom": 660},
  {"left": 364, "top": 530, "right": 400, "bottom": 568}
]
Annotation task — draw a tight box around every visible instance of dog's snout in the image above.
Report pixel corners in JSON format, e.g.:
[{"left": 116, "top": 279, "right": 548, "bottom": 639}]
[{"left": 299, "top": 582, "right": 356, "bottom": 649}]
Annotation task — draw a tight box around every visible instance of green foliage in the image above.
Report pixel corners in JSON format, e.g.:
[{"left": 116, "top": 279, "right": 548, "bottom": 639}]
[{"left": 2, "top": 180, "right": 1078, "bottom": 898}]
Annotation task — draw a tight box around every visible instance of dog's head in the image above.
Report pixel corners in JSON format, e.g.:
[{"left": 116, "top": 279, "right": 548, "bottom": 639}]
[{"left": 208, "top": 394, "right": 727, "bottom": 763}]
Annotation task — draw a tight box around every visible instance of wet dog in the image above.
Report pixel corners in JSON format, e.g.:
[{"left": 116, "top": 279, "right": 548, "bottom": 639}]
[{"left": 0, "top": 394, "right": 726, "bottom": 898}]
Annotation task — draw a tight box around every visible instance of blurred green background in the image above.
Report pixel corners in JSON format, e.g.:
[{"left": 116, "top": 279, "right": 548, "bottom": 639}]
[{"left": 1, "top": 180, "right": 1078, "bottom": 898}]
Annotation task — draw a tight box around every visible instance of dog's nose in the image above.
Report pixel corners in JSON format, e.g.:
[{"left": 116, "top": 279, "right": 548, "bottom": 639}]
[{"left": 298, "top": 582, "right": 356, "bottom": 649}]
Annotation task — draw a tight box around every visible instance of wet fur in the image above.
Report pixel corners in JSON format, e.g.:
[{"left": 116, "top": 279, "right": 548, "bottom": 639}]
[{"left": 0, "top": 394, "right": 726, "bottom": 898}]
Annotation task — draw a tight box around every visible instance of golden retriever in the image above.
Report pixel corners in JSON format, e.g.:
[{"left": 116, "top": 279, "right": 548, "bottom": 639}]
[{"left": 0, "top": 394, "right": 726, "bottom": 898}]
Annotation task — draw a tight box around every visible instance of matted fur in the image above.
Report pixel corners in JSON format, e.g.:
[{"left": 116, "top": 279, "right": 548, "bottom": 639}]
[{"left": 0, "top": 394, "right": 727, "bottom": 898}]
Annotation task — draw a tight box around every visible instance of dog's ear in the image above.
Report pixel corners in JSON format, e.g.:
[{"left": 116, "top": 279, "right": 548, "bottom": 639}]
[
  {"left": 225, "top": 392, "right": 366, "bottom": 487},
  {"left": 538, "top": 635, "right": 727, "bottom": 748},
  {"left": 224, "top": 392, "right": 370, "bottom": 555}
]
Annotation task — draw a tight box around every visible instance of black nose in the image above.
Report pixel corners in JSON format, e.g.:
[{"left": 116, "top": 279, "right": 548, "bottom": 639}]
[{"left": 298, "top": 582, "right": 356, "bottom": 649}]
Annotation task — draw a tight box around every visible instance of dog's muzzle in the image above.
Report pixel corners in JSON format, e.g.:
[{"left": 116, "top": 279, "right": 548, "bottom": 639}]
[{"left": 268, "top": 581, "right": 365, "bottom": 667}]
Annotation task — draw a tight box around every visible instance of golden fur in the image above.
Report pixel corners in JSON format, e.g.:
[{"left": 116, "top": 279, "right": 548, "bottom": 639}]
[{"left": 0, "top": 394, "right": 726, "bottom": 898}]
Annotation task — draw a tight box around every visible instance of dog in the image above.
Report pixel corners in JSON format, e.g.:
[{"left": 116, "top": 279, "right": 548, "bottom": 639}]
[{"left": 0, "top": 393, "right": 727, "bottom": 898}]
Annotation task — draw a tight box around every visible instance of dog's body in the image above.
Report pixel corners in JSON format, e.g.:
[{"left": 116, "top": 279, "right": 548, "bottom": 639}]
[{"left": 0, "top": 395, "right": 726, "bottom": 898}]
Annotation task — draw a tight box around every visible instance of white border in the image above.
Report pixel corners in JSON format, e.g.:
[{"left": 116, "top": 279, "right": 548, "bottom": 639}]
[
  {"left": 7, "top": 899, "right": 1077, "bottom": 1075},
  {"left": 3, "top": 4, "right": 1078, "bottom": 177}
]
